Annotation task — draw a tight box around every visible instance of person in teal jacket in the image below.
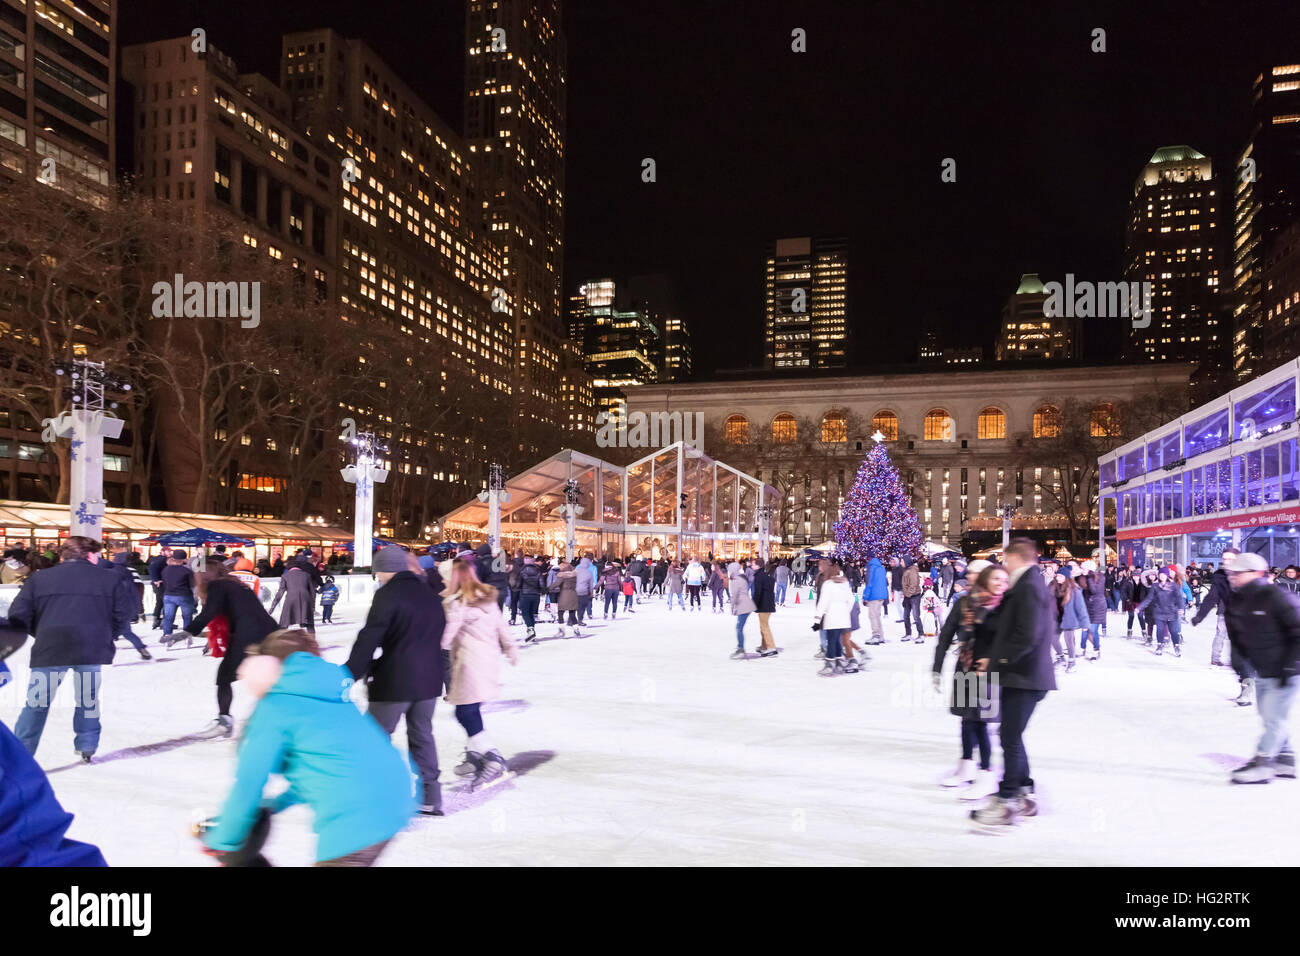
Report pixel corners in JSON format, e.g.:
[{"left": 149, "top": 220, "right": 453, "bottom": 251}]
[{"left": 202, "top": 629, "right": 414, "bottom": 866}]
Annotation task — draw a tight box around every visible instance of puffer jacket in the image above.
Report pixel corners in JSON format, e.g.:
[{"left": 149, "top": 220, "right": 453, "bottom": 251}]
[
  {"left": 1080, "top": 572, "right": 1108, "bottom": 624},
  {"left": 442, "top": 595, "right": 519, "bottom": 705},
  {"left": 556, "top": 569, "right": 579, "bottom": 612},
  {"left": 1134, "top": 579, "right": 1183, "bottom": 623},
  {"left": 728, "top": 569, "right": 756, "bottom": 614},
  {"left": 1058, "top": 586, "right": 1090, "bottom": 630},
  {"left": 601, "top": 567, "right": 623, "bottom": 592},
  {"left": 667, "top": 566, "right": 684, "bottom": 594},
  {"left": 517, "top": 562, "right": 544, "bottom": 597},
  {"left": 901, "top": 565, "right": 922, "bottom": 598},
  {"left": 815, "top": 575, "right": 855, "bottom": 630},
  {"left": 1224, "top": 578, "right": 1300, "bottom": 680},
  {"left": 575, "top": 558, "right": 593, "bottom": 596}
]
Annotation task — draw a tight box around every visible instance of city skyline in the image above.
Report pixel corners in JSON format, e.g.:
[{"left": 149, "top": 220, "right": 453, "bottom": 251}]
[{"left": 117, "top": 0, "right": 1300, "bottom": 380}]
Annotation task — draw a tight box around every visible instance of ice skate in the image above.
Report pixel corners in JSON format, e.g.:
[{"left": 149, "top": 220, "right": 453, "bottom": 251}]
[
  {"left": 961, "top": 769, "right": 998, "bottom": 800},
  {"left": 1231, "top": 755, "right": 1275, "bottom": 784},
  {"left": 417, "top": 804, "right": 445, "bottom": 816},
  {"left": 1173, "top": 644, "right": 1181, "bottom": 657},
  {"left": 969, "top": 797, "right": 1019, "bottom": 833},
  {"left": 1154, "top": 643, "right": 1163, "bottom": 656},
  {"left": 1065, "top": 659, "right": 1076, "bottom": 673},
  {"left": 525, "top": 627, "right": 537, "bottom": 644},
  {"left": 843, "top": 657, "right": 860, "bottom": 674},
  {"left": 940, "top": 758, "right": 975, "bottom": 788},
  {"left": 729, "top": 648, "right": 746, "bottom": 660},
  {"left": 468, "top": 750, "right": 514, "bottom": 792},
  {"left": 1276, "top": 752, "right": 1296, "bottom": 779},
  {"left": 572, "top": 624, "right": 582, "bottom": 638},
  {"left": 1234, "top": 678, "right": 1255, "bottom": 707},
  {"left": 195, "top": 715, "right": 234, "bottom": 740},
  {"left": 454, "top": 751, "right": 484, "bottom": 777},
  {"left": 554, "top": 625, "right": 565, "bottom": 639},
  {"left": 817, "top": 660, "right": 837, "bottom": 676},
  {"left": 78, "top": 752, "right": 93, "bottom": 764},
  {"left": 138, "top": 647, "right": 152, "bottom": 660},
  {"left": 1014, "top": 787, "right": 1038, "bottom": 817},
  {"left": 813, "top": 649, "right": 825, "bottom": 660},
  {"left": 758, "top": 647, "right": 778, "bottom": 658}
]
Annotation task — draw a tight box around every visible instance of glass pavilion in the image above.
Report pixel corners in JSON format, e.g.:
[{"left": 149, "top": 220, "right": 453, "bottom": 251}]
[{"left": 439, "top": 442, "right": 782, "bottom": 560}]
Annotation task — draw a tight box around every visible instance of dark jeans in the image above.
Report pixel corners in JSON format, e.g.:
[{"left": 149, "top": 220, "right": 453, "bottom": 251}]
[
  {"left": 604, "top": 590, "right": 619, "bottom": 616},
  {"left": 509, "top": 588, "right": 521, "bottom": 623},
  {"left": 824, "top": 627, "right": 846, "bottom": 660},
  {"left": 998, "top": 687, "right": 1046, "bottom": 798},
  {"left": 901, "top": 594, "right": 923, "bottom": 636},
  {"left": 1155, "top": 619, "right": 1182, "bottom": 646},
  {"left": 624, "top": 592, "right": 633, "bottom": 610},
  {"left": 455, "top": 702, "right": 484, "bottom": 737},
  {"left": 518, "top": 593, "right": 540, "bottom": 628},
  {"left": 14, "top": 665, "right": 103, "bottom": 756},
  {"left": 961, "top": 718, "right": 991, "bottom": 769},
  {"left": 162, "top": 594, "right": 195, "bottom": 636},
  {"left": 321, "top": 603, "right": 335, "bottom": 623},
  {"left": 687, "top": 584, "right": 702, "bottom": 607},
  {"left": 368, "top": 698, "right": 441, "bottom": 809},
  {"left": 577, "top": 593, "right": 593, "bottom": 622}
]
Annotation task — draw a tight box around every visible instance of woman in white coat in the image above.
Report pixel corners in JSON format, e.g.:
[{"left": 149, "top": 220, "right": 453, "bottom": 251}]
[
  {"left": 815, "top": 560, "right": 856, "bottom": 676},
  {"left": 442, "top": 558, "right": 519, "bottom": 791},
  {"left": 727, "top": 562, "right": 756, "bottom": 660}
]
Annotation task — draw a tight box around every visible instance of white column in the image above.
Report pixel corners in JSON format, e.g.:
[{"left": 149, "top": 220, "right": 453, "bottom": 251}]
[
  {"left": 353, "top": 468, "right": 374, "bottom": 569},
  {"left": 63, "top": 410, "right": 124, "bottom": 541}
]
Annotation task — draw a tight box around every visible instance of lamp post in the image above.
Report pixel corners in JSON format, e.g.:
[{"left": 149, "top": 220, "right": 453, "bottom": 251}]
[
  {"left": 557, "top": 478, "right": 583, "bottom": 562},
  {"left": 757, "top": 503, "right": 775, "bottom": 562},
  {"left": 51, "top": 359, "right": 130, "bottom": 542},
  {"left": 340, "top": 431, "right": 389, "bottom": 569},
  {"left": 476, "top": 462, "right": 510, "bottom": 557},
  {"left": 999, "top": 503, "right": 1017, "bottom": 551}
]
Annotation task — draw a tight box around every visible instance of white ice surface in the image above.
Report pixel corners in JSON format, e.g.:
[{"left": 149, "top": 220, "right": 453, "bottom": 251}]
[{"left": 2, "top": 593, "right": 1295, "bottom": 866}]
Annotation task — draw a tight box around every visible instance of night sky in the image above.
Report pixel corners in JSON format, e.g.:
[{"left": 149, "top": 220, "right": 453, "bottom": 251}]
[{"left": 121, "top": 0, "right": 1300, "bottom": 376}]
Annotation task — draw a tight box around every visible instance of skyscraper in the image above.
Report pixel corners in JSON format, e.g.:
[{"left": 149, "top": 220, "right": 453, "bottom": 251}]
[
  {"left": 571, "top": 278, "right": 660, "bottom": 416},
  {"left": 763, "top": 236, "right": 849, "bottom": 369},
  {"left": 995, "top": 273, "right": 1077, "bottom": 362},
  {"left": 1123, "top": 146, "right": 1224, "bottom": 395},
  {"left": 0, "top": 0, "right": 114, "bottom": 205},
  {"left": 464, "top": 0, "right": 567, "bottom": 442},
  {"left": 1232, "top": 64, "right": 1300, "bottom": 382}
]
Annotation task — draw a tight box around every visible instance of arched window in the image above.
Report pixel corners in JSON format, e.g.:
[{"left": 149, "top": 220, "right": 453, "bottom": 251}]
[
  {"left": 724, "top": 414, "right": 749, "bottom": 444},
  {"left": 1033, "top": 404, "right": 1061, "bottom": 438},
  {"left": 772, "top": 413, "right": 797, "bottom": 443},
  {"left": 1090, "top": 403, "right": 1120, "bottom": 438},
  {"left": 821, "top": 410, "right": 847, "bottom": 443},
  {"left": 977, "top": 406, "right": 1006, "bottom": 440},
  {"left": 923, "top": 409, "right": 953, "bottom": 442},
  {"left": 872, "top": 410, "right": 898, "bottom": 441}
]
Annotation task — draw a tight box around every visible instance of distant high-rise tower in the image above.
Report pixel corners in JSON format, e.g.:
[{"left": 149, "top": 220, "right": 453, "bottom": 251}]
[
  {"left": 996, "top": 274, "right": 1077, "bottom": 361},
  {"left": 1123, "top": 146, "right": 1223, "bottom": 394},
  {"left": 0, "top": 0, "right": 114, "bottom": 205},
  {"left": 764, "top": 237, "right": 849, "bottom": 370},
  {"left": 464, "top": 0, "right": 567, "bottom": 443},
  {"left": 1233, "top": 65, "right": 1300, "bottom": 382}
]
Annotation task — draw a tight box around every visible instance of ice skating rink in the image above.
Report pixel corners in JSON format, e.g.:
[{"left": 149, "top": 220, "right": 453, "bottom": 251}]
[{"left": 3, "top": 595, "right": 1296, "bottom": 866}]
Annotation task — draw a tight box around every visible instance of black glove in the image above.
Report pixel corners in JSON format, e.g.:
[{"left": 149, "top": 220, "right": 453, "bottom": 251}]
[{"left": 196, "top": 807, "right": 273, "bottom": 867}]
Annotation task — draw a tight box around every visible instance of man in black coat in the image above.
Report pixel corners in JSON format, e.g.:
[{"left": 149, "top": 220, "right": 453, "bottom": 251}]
[
  {"left": 108, "top": 552, "right": 151, "bottom": 660},
  {"left": 1223, "top": 551, "right": 1300, "bottom": 783},
  {"left": 751, "top": 558, "right": 778, "bottom": 657},
  {"left": 345, "top": 546, "right": 446, "bottom": 814},
  {"left": 7, "top": 536, "right": 135, "bottom": 760},
  {"left": 475, "top": 543, "right": 508, "bottom": 610},
  {"left": 146, "top": 545, "right": 170, "bottom": 628},
  {"left": 1192, "top": 548, "right": 1255, "bottom": 702},
  {"left": 973, "top": 538, "right": 1056, "bottom": 829}
]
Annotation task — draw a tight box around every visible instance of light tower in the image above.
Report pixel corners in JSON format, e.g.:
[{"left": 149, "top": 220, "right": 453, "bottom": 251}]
[
  {"left": 556, "top": 478, "right": 583, "bottom": 562},
  {"left": 476, "top": 462, "right": 511, "bottom": 556},
  {"left": 340, "top": 431, "right": 389, "bottom": 570},
  {"left": 50, "top": 359, "right": 130, "bottom": 541}
]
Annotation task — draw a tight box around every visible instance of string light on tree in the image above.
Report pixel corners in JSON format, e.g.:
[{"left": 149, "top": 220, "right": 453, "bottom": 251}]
[{"left": 832, "top": 432, "right": 922, "bottom": 563}]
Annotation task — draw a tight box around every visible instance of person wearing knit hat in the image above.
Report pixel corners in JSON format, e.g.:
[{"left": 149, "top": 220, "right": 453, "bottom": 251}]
[{"left": 345, "top": 545, "right": 446, "bottom": 814}]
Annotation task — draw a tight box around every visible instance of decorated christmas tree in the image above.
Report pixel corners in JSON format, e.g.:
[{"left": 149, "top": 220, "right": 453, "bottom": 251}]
[{"left": 833, "top": 434, "right": 923, "bottom": 564}]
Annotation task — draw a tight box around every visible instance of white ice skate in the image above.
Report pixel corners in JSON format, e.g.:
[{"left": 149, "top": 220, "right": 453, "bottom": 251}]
[
  {"left": 940, "top": 759, "right": 975, "bottom": 788},
  {"left": 194, "top": 715, "right": 233, "bottom": 740}
]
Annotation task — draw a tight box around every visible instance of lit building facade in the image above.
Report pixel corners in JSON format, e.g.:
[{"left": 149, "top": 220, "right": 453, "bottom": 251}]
[
  {"left": 570, "top": 278, "right": 660, "bottom": 417},
  {"left": 279, "top": 28, "right": 512, "bottom": 531},
  {"left": 627, "top": 364, "right": 1190, "bottom": 549},
  {"left": 996, "top": 273, "right": 1077, "bottom": 362},
  {"left": 1101, "top": 358, "right": 1300, "bottom": 568},
  {"left": 0, "top": 0, "right": 114, "bottom": 205},
  {"left": 1233, "top": 65, "right": 1300, "bottom": 382},
  {"left": 1124, "top": 146, "right": 1225, "bottom": 396},
  {"left": 764, "top": 236, "right": 849, "bottom": 369},
  {"left": 464, "top": 0, "right": 567, "bottom": 439},
  {"left": 660, "top": 315, "right": 693, "bottom": 381}
]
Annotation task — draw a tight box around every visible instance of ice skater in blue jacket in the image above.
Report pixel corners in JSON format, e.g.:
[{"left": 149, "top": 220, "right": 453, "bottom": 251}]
[{"left": 201, "top": 628, "right": 414, "bottom": 866}]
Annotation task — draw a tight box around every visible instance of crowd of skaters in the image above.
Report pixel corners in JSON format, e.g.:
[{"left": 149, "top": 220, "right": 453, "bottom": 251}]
[{"left": 3, "top": 528, "right": 1300, "bottom": 858}]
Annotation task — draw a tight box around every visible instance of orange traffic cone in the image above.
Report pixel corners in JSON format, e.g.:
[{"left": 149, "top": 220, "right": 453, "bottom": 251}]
[{"left": 794, "top": 590, "right": 800, "bottom": 604}]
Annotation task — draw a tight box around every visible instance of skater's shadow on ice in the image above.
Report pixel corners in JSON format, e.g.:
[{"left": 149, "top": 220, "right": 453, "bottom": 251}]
[
  {"left": 46, "top": 734, "right": 210, "bottom": 773},
  {"left": 1201, "top": 752, "right": 1248, "bottom": 771},
  {"left": 482, "top": 699, "right": 529, "bottom": 714},
  {"left": 439, "top": 750, "right": 554, "bottom": 816}
]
